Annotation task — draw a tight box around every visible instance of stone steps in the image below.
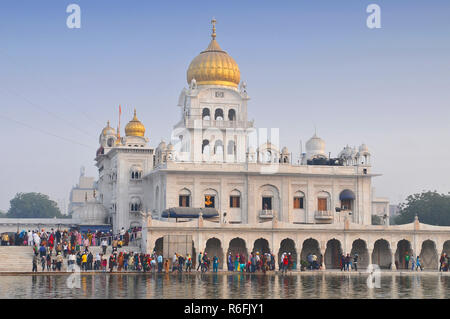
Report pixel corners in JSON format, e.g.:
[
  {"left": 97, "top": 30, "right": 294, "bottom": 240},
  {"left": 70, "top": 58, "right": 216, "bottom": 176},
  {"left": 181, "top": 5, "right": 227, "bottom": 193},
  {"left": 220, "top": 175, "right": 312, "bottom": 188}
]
[{"left": 0, "top": 246, "right": 141, "bottom": 272}]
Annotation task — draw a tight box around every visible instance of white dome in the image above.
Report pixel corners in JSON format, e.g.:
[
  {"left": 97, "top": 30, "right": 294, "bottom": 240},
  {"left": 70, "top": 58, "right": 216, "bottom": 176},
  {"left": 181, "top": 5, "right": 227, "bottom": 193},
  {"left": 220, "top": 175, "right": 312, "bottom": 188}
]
[
  {"left": 158, "top": 140, "right": 167, "bottom": 150},
  {"left": 338, "top": 145, "right": 353, "bottom": 158},
  {"left": 281, "top": 146, "right": 289, "bottom": 154},
  {"left": 305, "top": 134, "right": 326, "bottom": 159},
  {"left": 359, "top": 143, "right": 369, "bottom": 153}
]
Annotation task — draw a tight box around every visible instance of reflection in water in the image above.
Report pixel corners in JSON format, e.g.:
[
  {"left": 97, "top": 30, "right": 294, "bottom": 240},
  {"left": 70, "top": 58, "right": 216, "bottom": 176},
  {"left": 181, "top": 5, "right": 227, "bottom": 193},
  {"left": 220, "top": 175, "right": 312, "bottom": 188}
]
[{"left": 1, "top": 273, "right": 449, "bottom": 299}]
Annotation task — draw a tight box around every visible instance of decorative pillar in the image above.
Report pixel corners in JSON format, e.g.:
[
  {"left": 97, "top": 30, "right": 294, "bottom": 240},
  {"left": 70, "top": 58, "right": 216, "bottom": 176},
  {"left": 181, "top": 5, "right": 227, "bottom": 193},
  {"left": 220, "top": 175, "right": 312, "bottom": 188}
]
[{"left": 391, "top": 251, "right": 397, "bottom": 270}]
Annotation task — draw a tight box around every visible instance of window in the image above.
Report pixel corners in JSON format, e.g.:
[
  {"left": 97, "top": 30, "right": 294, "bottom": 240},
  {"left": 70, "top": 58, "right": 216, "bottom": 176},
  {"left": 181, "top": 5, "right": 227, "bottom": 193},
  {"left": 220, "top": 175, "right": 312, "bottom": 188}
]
[
  {"left": 341, "top": 199, "right": 352, "bottom": 210},
  {"left": 230, "top": 196, "right": 240, "bottom": 208},
  {"left": 205, "top": 195, "right": 215, "bottom": 208},
  {"left": 179, "top": 195, "right": 190, "bottom": 207},
  {"left": 294, "top": 197, "right": 304, "bottom": 209},
  {"left": 262, "top": 197, "right": 272, "bottom": 210},
  {"left": 318, "top": 198, "right": 327, "bottom": 211}
]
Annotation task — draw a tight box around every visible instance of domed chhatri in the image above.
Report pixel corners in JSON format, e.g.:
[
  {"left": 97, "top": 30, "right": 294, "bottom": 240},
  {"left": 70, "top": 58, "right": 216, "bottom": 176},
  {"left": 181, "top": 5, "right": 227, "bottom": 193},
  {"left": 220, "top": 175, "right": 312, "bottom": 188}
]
[
  {"left": 125, "top": 109, "right": 146, "bottom": 137},
  {"left": 186, "top": 18, "right": 240, "bottom": 88},
  {"left": 102, "top": 121, "right": 115, "bottom": 136}
]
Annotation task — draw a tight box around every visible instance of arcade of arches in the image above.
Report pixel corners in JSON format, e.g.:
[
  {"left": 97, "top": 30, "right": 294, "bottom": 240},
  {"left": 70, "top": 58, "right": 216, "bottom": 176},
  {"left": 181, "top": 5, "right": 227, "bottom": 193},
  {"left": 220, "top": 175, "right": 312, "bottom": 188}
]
[{"left": 149, "top": 235, "right": 450, "bottom": 270}]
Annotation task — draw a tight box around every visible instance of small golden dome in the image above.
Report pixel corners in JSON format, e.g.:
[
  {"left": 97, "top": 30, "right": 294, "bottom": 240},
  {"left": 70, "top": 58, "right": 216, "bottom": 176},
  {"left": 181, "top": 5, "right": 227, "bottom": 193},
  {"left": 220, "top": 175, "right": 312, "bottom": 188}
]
[
  {"left": 125, "top": 109, "right": 146, "bottom": 137},
  {"left": 102, "top": 121, "right": 115, "bottom": 136},
  {"left": 187, "top": 19, "right": 240, "bottom": 88}
]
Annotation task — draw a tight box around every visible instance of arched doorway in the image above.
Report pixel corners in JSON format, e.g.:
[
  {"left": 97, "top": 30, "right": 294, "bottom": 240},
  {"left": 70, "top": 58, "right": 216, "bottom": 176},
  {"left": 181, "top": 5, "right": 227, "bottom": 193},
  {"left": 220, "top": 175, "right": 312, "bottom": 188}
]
[
  {"left": 204, "top": 238, "right": 224, "bottom": 269},
  {"left": 324, "top": 239, "right": 342, "bottom": 269},
  {"left": 253, "top": 238, "right": 270, "bottom": 255},
  {"left": 395, "top": 239, "right": 413, "bottom": 269},
  {"left": 350, "top": 239, "right": 369, "bottom": 269},
  {"left": 300, "top": 238, "right": 321, "bottom": 267},
  {"left": 153, "top": 237, "right": 163, "bottom": 256},
  {"left": 278, "top": 238, "right": 297, "bottom": 270},
  {"left": 420, "top": 240, "right": 438, "bottom": 270},
  {"left": 372, "top": 239, "right": 391, "bottom": 269},
  {"left": 227, "top": 238, "right": 248, "bottom": 262}
]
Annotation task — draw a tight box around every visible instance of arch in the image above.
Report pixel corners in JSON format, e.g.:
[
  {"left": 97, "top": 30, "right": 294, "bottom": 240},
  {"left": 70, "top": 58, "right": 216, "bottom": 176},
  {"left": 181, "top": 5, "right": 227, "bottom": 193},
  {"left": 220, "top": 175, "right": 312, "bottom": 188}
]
[
  {"left": 372, "top": 239, "right": 391, "bottom": 269},
  {"left": 130, "top": 197, "right": 142, "bottom": 212},
  {"left": 259, "top": 184, "right": 280, "bottom": 212},
  {"left": 300, "top": 238, "right": 321, "bottom": 269},
  {"left": 420, "top": 240, "right": 438, "bottom": 270},
  {"left": 293, "top": 191, "right": 305, "bottom": 210},
  {"left": 252, "top": 238, "right": 270, "bottom": 255},
  {"left": 202, "top": 108, "right": 210, "bottom": 120},
  {"left": 278, "top": 238, "right": 297, "bottom": 270},
  {"left": 316, "top": 191, "right": 331, "bottom": 212},
  {"left": 350, "top": 239, "right": 369, "bottom": 269},
  {"left": 202, "top": 139, "right": 210, "bottom": 154},
  {"left": 228, "top": 109, "right": 236, "bottom": 121},
  {"left": 324, "top": 239, "right": 343, "bottom": 269},
  {"left": 204, "top": 188, "right": 218, "bottom": 209},
  {"left": 205, "top": 238, "right": 224, "bottom": 269},
  {"left": 153, "top": 237, "right": 163, "bottom": 255},
  {"left": 339, "top": 189, "right": 355, "bottom": 211},
  {"left": 442, "top": 240, "right": 450, "bottom": 256},
  {"left": 395, "top": 239, "right": 413, "bottom": 269},
  {"left": 227, "top": 237, "right": 248, "bottom": 261},
  {"left": 214, "top": 140, "right": 223, "bottom": 155},
  {"left": 178, "top": 188, "right": 191, "bottom": 207},
  {"left": 227, "top": 140, "right": 236, "bottom": 155},
  {"left": 214, "top": 108, "right": 224, "bottom": 120}
]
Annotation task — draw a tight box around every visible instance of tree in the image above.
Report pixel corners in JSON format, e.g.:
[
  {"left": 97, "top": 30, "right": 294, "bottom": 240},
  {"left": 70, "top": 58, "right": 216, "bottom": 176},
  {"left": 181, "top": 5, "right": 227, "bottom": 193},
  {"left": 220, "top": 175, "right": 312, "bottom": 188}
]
[
  {"left": 7, "top": 192, "right": 62, "bottom": 218},
  {"left": 0, "top": 210, "right": 7, "bottom": 218},
  {"left": 395, "top": 191, "right": 450, "bottom": 226}
]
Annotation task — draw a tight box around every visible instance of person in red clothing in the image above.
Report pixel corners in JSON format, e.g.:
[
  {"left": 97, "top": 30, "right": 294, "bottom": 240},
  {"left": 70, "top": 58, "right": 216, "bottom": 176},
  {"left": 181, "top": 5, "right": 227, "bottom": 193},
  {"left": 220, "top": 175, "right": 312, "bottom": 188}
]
[{"left": 282, "top": 255, "right": 289, "bottom": 274}]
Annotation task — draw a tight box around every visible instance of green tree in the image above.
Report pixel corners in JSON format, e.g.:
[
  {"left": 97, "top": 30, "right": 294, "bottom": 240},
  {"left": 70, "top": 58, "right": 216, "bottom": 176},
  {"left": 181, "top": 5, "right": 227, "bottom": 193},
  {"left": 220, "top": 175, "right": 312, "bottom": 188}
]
[
  {"left": 395, "top": 191, "right": 450, "bottom": 226},
  {"left": 7, "top": 192, "right": 62, "bottom": 218}
]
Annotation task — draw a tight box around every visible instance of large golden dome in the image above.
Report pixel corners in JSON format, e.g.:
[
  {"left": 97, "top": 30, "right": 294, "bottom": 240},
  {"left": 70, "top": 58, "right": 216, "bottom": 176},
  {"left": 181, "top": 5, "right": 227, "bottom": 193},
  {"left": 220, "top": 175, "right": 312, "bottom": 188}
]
[
  {"left": 187, "top": 19, "right": 240, "bottom": 88},
  {"left": 125, "top": 109, "right": 145, "bottom": 137}
]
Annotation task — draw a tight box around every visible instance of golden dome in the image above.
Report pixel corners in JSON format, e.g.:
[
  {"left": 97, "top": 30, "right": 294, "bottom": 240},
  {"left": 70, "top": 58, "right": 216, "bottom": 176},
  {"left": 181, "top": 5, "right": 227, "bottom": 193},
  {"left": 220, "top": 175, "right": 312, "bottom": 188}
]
[
  {"left": 125, "top": 109, "right": 146, "bottom": 137},
  {"left": 187, "top": 19, "right": 240, "bottom": 88},
  {"left": 102, "top": 121, "right": 115, "bottom": 136}
]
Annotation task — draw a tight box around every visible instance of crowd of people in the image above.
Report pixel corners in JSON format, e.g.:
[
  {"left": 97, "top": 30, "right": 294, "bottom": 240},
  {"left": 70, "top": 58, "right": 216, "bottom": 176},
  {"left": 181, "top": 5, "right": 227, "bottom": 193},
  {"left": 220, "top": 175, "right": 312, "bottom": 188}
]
[
  {"left": 26, "top": 227, "right": 142, "bottom": 272},
  {"left": 340, "top": 253, "right": 359, "bottom": 271}
]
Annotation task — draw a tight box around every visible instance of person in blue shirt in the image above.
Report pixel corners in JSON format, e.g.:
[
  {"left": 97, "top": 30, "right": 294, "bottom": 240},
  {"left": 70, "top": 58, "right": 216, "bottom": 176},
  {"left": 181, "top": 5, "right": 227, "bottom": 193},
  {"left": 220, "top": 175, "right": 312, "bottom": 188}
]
[{"left": 213, "top": 255, "right": 219, "bottom": 272}]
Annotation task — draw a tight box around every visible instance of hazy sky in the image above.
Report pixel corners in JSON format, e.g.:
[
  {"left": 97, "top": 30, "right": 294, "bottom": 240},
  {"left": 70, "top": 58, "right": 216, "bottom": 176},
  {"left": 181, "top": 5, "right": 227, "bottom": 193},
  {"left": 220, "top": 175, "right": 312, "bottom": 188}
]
[{"left": 0, "top": 0, "right": 449, "bottom": 212}]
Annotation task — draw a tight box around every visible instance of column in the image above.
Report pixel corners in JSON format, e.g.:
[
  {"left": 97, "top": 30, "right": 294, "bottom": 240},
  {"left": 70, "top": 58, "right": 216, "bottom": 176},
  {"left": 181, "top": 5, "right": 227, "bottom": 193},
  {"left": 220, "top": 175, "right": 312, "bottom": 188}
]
[
  {"left": 391, "top": 251, "right": 397, "bottom": 270},
  {"left": 368, "top": 248, "right": 373, "bottom": 267}
]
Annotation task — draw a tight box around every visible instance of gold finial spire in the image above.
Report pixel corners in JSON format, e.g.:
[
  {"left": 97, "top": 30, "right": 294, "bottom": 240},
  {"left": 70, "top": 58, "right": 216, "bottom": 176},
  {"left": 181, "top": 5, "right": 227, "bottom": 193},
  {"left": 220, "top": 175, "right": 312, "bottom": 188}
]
[
  {"left": 133, "top": 108, "right": 137, "bottom": 120},
  {"left": 211, "top": 18, "right": 216, "bottom": 40}
]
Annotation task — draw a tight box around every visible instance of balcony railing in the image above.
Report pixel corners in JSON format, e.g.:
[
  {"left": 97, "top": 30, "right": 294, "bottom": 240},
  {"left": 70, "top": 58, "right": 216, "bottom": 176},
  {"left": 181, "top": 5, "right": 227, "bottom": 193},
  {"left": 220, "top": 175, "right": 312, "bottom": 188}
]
[
  {"left": 314, "top": 210, "right": 334, "bottom": 220},
  {"left": 259, "top": 210, "right": 274, "bottom": 219}
]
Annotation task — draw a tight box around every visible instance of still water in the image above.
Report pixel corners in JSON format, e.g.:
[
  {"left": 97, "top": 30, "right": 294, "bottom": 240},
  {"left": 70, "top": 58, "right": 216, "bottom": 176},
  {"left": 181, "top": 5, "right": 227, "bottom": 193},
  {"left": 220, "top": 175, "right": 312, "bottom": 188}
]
[{"left": 0, "top": 273, "right": 449, "bottom": 299}]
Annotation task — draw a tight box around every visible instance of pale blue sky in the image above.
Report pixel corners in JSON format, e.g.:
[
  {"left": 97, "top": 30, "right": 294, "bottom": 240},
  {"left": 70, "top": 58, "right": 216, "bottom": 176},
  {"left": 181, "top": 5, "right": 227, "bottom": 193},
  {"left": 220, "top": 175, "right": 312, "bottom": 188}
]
[{"left": 0, "top": 0, "right": 449, "bottom": 211}]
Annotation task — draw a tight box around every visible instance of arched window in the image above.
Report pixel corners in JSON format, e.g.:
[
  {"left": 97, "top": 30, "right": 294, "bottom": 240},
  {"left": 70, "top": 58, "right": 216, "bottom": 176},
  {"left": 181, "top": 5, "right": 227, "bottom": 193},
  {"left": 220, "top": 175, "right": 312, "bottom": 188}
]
[
  {"left": 317, "top": 191, "right": 330, "bottom": 212},
  {"left": 339, "top": 189, "right": 355, "bottom": 211},
  {"left": 202, "top": 108, "right": 210, "bottom": 120},
  {"left": 229, "top": 189, "right": 241, "bottom": 208},
  {"left": 202, "top": 139, "right": 210, "bottom": 154},
  {"left": 179, "top": 188, "right": 191, "bottom": 207},
  {"left": 293, "top": 191, "right": 305, "bottom": 209},
  {"left": 130, "top": 197, "right": 142, "bottom": 212},
  {"left": 214, "top": 140, "right": 223, "bottom": 155},
  {"left": 204, "top": 189, "right": 218, "bottom": 208},
  {"left": 228, "top": 109, "right": 236, "bottom": 121},
  {"left": 214, "top": 108, "right": 224, "bottom": 120},
  {"left": 227, "top": 141, "right": 236, "bottom": 155},
  {"left": 107, "top": 138, "right": 114, "bottom": 147},
  {"left": 130, "top": 166, "right": 142, "bottom": 180}
]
